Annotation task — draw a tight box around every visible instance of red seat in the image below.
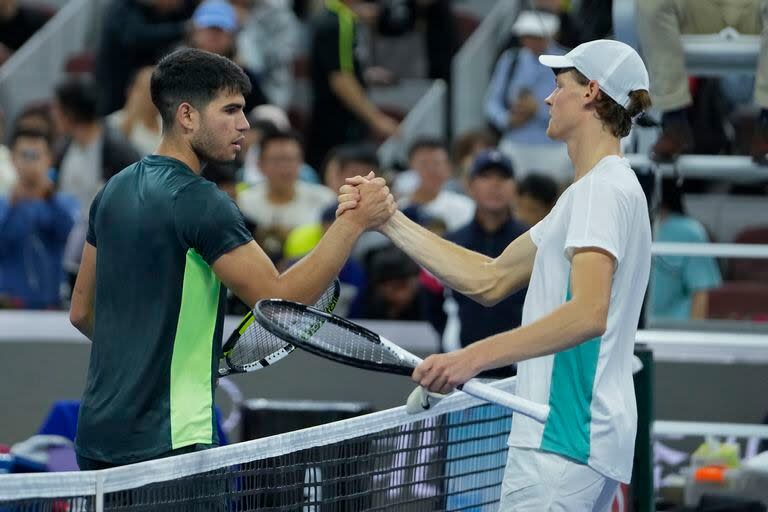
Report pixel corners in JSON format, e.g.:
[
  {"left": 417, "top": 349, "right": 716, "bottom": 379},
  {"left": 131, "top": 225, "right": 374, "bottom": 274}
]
[
  {"left": 707, "top": 281, "right": 768, "bottom": 321},
  {"left": 728, "top": 226, "right": 768, "bottom": 282}
]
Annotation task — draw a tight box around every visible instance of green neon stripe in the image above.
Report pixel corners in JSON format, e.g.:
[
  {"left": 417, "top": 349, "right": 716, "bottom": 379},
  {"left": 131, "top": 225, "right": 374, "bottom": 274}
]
[
  {"left": 170, "top": 249, "right": 219, "bottom": 449},
  {"left": 540, "top": 275, "right": 601, "bottom": 463},
  {"left": 326, "top": 0, "right": 355, "bottom": 73}
]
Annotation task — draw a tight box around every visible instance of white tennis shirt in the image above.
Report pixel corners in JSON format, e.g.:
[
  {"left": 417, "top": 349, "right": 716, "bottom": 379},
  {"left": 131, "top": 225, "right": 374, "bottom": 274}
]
[{"left": 507, "top": 155, "right": 651, "bottom": 483}]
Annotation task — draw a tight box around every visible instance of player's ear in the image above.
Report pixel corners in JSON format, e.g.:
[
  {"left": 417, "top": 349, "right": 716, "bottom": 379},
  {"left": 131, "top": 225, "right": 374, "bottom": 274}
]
[{"left": 177, "top": 102, "right": 199, "bottom": 133}]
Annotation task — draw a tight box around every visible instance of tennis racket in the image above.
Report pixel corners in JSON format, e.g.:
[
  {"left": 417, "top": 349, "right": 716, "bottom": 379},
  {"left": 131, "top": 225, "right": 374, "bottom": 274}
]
[
  {"left": 218, "top": 279, "right": 340, "bottom": 376},
  {"left": 253, "top": 300, "right": 550, "bottom": 423}
]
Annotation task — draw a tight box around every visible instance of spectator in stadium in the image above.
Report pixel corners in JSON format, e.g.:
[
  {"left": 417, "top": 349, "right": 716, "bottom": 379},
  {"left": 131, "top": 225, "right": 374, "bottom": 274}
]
[
  {"left": 237, "top": 129, "right": 336, "bottom": 261},
  {"left": 107, "top": 66, "right": 162, "bottom": 157},
  {"left": 515, "top": 172, "right": 559, "bottom": 228},
  {"left": 0, "top": 128, "right": 78, "bottom": 309},
  {"left": 397, "top": 137, "right": 475, "bottom": 232},
  {"left": 187, "top": 0, "right": 270, "bottom": 113},
  {"left": 485, "top": 10, "right": 571, "bottom": 184},
  {"left": 649, "top": 179, "right": 722, "bottom": 320},
  {"left": 451, "top": 128, "right": 497, "bottom": 185},
  {"left": 233, "top": 0, "right": 301, "bottom": 108},
  {"left": 444, "top": 150, "right": 527, "bottom": 377},
  {"left": 0, "top": 0, "right": 51, "bottom": 65},
  {"left": 360, "top": 244, "right": 427, "bottom": 321},
  {"left": 306, "top": 0, "right": 399, "bottom": 170},
  {"left": 637, "top": 0, "right": 768, "bottom": 163},
  {"left": 52, "top": 76, "right": 140, "bottom": 213},
  {"left": 13, "top": 103, "right": 55, "bottom": 142},
  {"left": 95, "top": 0, "right": 196, "bottom": 115},
  {"left": 240, "top": 105, "right": 319, "bottom": 185}
]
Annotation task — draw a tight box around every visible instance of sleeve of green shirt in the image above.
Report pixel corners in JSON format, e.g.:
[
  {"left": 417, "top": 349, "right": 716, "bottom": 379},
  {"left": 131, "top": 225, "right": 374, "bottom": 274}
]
[
  {"left": 173, "top": 181, "right": 253, "bottom": 265},
  {"left": 85, "top": 187, "right": 106, "bottom": 247},
  {"left": 317, "top": 14, "right": 355, "bottom": 74}
]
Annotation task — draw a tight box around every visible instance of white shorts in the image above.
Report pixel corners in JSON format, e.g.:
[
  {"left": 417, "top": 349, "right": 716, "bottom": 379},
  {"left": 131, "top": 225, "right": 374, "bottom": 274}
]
[{"left": 498, "top": 447, "right": 619, "bottom": 512}]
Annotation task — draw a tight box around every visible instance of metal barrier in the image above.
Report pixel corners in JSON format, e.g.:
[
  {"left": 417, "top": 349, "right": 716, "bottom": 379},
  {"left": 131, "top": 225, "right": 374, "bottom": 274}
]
[
  {"left": 628, "top": 154, "right": 768, "bottom": 182},
  {"left": 0, "top": 0, "right": 95, "bottom": 127},
  {"left": 377, "top": 80, "right": 447, "bottom": 169}
]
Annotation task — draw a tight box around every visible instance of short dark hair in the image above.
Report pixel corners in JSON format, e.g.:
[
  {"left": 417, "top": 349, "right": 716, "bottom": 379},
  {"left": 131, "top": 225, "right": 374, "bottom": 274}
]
[
  {"left": 10, "top": 127, "right": 52, "bottom": 150},
  {"left": 407, "top": 137, "right": 447, "bottom": 161},
  {"left": 660, "top": 178, "right": 685, "bottom": 215},
  {"left": 557, "top": 68, "right": 652, "bottom": 138},
  {"left": 54, "top": 76, "right": 100, "bottom": 123},
  {"left": 259, "top": 128, "right": 304, "bottom": 155},
  {"left": 336, "top": 143, "right": 379, "bottom": 171},
  {"left": 517, "top": 173, "right": 559, "bottom": 206},
  {"left": 151, "top": 48, "right": 252, "bottom": 132}
]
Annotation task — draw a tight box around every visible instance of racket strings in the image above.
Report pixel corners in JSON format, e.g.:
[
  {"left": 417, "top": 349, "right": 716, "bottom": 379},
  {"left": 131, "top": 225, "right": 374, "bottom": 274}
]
[
  {"left": 227, "top": 282, "right": 339, "bottom": 370},
  {"left": 265, "top": 303, "right": 410, "bottom": 368}
]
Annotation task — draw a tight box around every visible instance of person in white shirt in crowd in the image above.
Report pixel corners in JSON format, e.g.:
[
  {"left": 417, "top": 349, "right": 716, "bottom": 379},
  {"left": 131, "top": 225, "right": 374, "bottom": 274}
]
[
  {"left": 338, "top": 39, "right": 653, "bottom": 511},
  {"left": 239, "top": 104, "right": 318, "bottom": 185},
  {"left": 237, "top": 129, "right": 335, "bottom": 260},
  {"left": 485, "top": 10, "right": 572, "bottom": 185},
  {"left": 395, "top": 137, "right": 475, "bottom": 233},
  {"left": 107, "top": 66, "right": 162, "bottom": 157}
]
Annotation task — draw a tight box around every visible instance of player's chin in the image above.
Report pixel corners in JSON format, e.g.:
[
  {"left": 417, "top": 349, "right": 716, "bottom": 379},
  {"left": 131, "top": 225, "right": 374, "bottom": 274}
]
[{"left": 545, "top": 122, "right": 561, "bottom": 141}]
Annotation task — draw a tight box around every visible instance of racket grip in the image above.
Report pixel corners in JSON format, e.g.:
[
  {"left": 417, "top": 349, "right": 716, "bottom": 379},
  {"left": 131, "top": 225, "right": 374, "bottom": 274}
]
[{"left": 460, "top": 380, "right": 550, "bottom": 423}]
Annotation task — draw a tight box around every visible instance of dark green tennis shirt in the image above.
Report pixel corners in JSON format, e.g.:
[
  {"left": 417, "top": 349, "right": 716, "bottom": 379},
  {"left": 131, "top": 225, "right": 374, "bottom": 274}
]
[{"left": 75, "top": 155, "right": 252, "bottom": 465}]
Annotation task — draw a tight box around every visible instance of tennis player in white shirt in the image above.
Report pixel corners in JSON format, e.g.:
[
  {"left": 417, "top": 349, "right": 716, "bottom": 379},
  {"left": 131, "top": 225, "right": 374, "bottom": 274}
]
[{"left": 338, "top": 39, "right": 654, "bottom": 511}]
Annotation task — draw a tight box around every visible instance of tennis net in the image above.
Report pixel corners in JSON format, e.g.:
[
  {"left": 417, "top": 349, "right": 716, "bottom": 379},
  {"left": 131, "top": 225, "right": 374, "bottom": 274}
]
[{"left": 0, "top": 378, "right": 517, "bottom": 511}]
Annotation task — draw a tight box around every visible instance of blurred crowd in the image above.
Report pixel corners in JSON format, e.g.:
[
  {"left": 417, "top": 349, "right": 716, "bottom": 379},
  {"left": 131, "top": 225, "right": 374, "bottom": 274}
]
[{"left": 1, "top": 0, "right": 767, "bottom": 350}]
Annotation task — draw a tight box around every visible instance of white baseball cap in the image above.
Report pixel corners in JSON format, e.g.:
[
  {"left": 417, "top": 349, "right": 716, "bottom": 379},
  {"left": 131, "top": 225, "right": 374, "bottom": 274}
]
[
  {"left": 538, "top": 39, "right": 649, "bottom": 109},
  {"left": 511, "top": 11, "right": 560, "bottom": 38}
]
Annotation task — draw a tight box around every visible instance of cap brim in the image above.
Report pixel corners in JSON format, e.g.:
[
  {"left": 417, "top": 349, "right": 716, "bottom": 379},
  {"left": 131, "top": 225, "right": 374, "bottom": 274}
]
[{"left": 538, "top": 55, "right": 573, "bottom": 69}]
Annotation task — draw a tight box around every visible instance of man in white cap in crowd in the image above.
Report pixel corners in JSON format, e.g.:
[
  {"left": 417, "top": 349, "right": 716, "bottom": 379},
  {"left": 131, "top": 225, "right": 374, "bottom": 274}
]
[
  {"left": 338, "top": 39, "right": 654, "bottom": 511},
  {"left": 484, "top": 10, "right": 572, "bottom": 185}
]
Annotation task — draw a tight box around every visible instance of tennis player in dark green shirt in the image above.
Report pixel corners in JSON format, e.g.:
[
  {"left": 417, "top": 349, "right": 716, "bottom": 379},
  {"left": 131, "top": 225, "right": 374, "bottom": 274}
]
[{"left": 69, "top": 48, "right": 395, "bottom": 469}]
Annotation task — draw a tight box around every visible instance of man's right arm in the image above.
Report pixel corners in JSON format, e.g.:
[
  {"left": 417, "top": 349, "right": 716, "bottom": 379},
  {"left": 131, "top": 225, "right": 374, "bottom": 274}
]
[
  {"left": 380, "top": 210, "right": 536, "bottom": 306},
  {"left": 213, "top": 177, "right": 395, "bottom": 308},
  {"left": 213, "top": 215, "right": 364, "bottom": 308}
]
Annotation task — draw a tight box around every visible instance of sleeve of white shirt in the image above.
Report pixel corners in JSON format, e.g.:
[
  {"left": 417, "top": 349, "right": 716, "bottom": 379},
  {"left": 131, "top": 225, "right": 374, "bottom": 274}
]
[
  {"left": 529, "top": 211, "right": 552, "bottom": 247},
  {"left": 563, "top": 177, "right": 629, "bottom": 263}
]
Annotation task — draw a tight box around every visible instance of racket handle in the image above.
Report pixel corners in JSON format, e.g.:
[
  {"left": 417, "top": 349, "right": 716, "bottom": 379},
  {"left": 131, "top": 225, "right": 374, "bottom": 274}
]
[{"left": 460, "top": 380, "right": 550, "bottom": 423}]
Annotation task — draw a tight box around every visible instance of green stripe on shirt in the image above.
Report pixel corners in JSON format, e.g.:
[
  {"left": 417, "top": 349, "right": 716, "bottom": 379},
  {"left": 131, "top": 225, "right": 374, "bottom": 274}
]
[
  {"left": 540, "top": 275, "right": 601, "bottom": 463},
  {"left": 170, "top": 249, "right": 219, "bottom": 449}
]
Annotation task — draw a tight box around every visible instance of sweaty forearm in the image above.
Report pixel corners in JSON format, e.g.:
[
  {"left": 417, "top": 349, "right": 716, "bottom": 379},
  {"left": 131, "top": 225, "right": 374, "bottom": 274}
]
[
  {"left": 465, "top": 300, "right": 606, "bottom": 373},
  {"left": 380, "top": 211, "right": 500, "bottom": 304},
  {"left": 276, "top": 216, "right": 364, "bottom": 304}
]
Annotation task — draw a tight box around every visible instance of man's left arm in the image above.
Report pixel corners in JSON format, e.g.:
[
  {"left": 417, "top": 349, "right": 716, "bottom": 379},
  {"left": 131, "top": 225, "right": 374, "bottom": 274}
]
[
  {"left": 415, "top": 248, "right": 614, "bottom": 393},
  {"left": 70, "top": 242, "right": 96, "bottom": 340}
]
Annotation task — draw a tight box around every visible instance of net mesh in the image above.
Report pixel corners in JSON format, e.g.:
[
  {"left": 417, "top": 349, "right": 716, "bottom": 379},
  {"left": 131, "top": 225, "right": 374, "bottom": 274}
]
[
  {"left": 226, "top": 281, "right": 339, "bottom": 371},
  {"left": 257, "top": 301, "right": 416, "bottom": 370},
  {"left": 0, "top": 380, "right": 515, "bottom": 512}
]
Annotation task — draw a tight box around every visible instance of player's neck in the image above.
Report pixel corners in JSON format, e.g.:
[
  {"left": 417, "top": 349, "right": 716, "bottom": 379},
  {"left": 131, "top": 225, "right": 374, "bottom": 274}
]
[
  {"left": 566, "top": 123, "right": 621, "bottom": 181},
  {"left": 156, "top": 135, "right": 202, "bottom": 174}
]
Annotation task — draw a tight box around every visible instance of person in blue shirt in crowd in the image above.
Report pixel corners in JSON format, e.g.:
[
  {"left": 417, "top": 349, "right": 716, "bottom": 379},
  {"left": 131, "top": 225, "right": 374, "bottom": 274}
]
[
  {"left": 484, "top": 10, "right": 571, "bottom": 184},
  {"left": 0, "top": 128, "right": 79, "bottom": 309},
  {"left": 650, "top": 179, "right": 722, "bottom": 321},
  {"left": 445, "top": 149, "right": 528, "bottom": 377}
]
